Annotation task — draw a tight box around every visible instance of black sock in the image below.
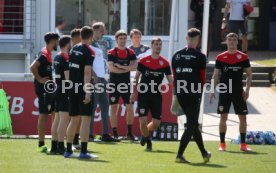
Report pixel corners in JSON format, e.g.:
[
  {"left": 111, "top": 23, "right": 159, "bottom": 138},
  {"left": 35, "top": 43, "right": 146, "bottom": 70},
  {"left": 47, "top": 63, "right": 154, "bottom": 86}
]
[
  {"left": 146, "top": 137, "right": 151, "bottom": 144},
  {"left": 220, "top": 133, "right": 226, "bottom": 143},
  {"left": 112, "top": 128, "right": 118, "bottom": 137},
  {"left": 240, "top": 133, "right": 246, "bottom": 144},
  {"left": 66, "top": 143, "right": 72, "bottom": 153},
  {"left": 38, "top": 141, "right": 45, "bottom": 147},
  {"left": 58, "top": 142, "right": 65, "bottom": 151},
  {"left": 51, "top": 140, "right": 58, "bottom": 151},
  {"left": 81, "top": 142, "right": 88, "bottom": 154},
  {"left": 73, "top": 134, "right": 79, "bottom": 145},
  {"left": 127, "top": 125, "right": 132, "bottom": 135}
]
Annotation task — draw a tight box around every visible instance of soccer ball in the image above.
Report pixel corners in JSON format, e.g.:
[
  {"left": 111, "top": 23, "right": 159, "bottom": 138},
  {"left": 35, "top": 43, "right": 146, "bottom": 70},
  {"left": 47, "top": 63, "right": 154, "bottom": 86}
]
[
  {"left": 246, "top": 131, "right": 254, "bottom": 144},
  {"left": 253, "top": 131, "right": 265, "bottom": 145},
  {"left": 264, "top": 131, "right": 276, "bottom": 145}
]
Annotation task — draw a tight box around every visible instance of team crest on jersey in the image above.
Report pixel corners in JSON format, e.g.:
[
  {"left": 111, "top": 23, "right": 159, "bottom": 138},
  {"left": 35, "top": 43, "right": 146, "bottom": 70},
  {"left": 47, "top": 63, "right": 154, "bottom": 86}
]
[
  {"left": 140, "top": 108, "right": 145, "bottom": 114},
  {"left": 237, "top": 54, "right": 242, "bottom": 60},
  {"left": 140, "top": 47, "right": 145, "bottom": 52},
  {"left": 159, "top": 60, "right": 164, "bottom": 66},
  {"left": 111, "top": 97, "right": 116, "bottom": 103},
  {"left": 175, "top": 54, "right": 180, "bottom": 60},
  {"left": 219, "top": 106, "right": 224, "bottom": 112},
  {"left": 176, "top": 67, "right": 181, "bottom": 73}
]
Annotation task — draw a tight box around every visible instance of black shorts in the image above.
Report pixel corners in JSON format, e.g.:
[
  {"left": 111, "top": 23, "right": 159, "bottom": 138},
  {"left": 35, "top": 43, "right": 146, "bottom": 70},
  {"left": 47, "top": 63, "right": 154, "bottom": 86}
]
[
  {"left": 109, "top": 82, "right": 131, "bottom": 105},
  {"left": 228, "top": 20, "right": 248, "bottom": 35},
  {"left": 217, "top": 93, "right": 248, "bottom": 115},
  {"left": 138, "top": 93, "right": 162, "bottom": 120},
  {"left": 37, "top": 93, "right": 55, "bottom": 114},
  {"left": 68, "top": 93, "right": 93, "bottom": 116},
  {"left": 55, "top": 93, "right": 69, "bottom": 112}
]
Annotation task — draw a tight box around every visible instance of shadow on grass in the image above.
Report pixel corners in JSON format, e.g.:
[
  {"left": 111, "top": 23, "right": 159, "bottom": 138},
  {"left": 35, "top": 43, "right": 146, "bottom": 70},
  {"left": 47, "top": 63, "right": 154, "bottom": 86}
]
[
  {"left": 77, "top": 158, "right": 110, "bottom": 163},
  {"left": 93, "top": 141, "right": 119, "bottom": 145},
  {"left": 188, "top": 163, "right": 227, "bottom": 168},
  {"left": 225, "top": 151, "right": 268, "bottom": 155},
  {"left": 151, "top": 150, "right": 176, "bottom": 154}
]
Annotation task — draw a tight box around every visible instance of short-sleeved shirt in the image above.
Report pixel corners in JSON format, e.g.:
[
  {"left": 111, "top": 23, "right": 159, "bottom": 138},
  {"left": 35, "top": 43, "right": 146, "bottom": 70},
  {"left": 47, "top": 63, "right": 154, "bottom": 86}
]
[
  {"left": 34, "top": 47, "right": 53, "bottom": 94},
  {"left": 171, "top": 47, "right": 206, "bottom": 96},
  {"left": 137, "top": 55, "right": 171, "bottom": 95},
  {"left": 108, "top": 47, "right": 137, "bottom": 83},
  {"left": 129, "top": 44, "right": 151, "bottom": 58},
  {"left": 215, "top": 51, "right": 251, "bottom": 93},
  {"left": 69, "top": 43, "right": 95, "bottom": 93},
  {"left": 227, "top": 0, "right": 251, "bottom": 21},
  {"left": 54, "top": 52, "right": 69, "bottom": 94}
]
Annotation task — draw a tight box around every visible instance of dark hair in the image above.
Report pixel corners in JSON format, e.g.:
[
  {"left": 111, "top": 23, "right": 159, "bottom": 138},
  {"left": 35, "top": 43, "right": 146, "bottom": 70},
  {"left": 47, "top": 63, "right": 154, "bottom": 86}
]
[
  {"left": 59, "top": 36, "right": 71, "bottom": 48},
  {"left": 226, "top": 32, "right": 239, "bottom": 39},
  {"left": 92, "top": 22, "right": 105, "bottom": 31},
  {"left": 151, "top": 37, "right": 162, "bottom": 45},
  {"left": 115, "top": 30, "right": 127, "bottom": 39},
  {"left": 130, "top": 29, "right": 142, "bottom": 38},
  {"left": 70, "top": 28, "right": 81, "bottom": 38},
  {"left": 56, "top": 20, "right": 65, "bottom": 27},
  {"left": 44, "top": 32, "right": 60, "bottom": 44},
  {"left": 187, "top": 28, "right": 201, "bottom": 38},
  {"left": 80, "top": 26, "right": 93, "bottom": 40}
]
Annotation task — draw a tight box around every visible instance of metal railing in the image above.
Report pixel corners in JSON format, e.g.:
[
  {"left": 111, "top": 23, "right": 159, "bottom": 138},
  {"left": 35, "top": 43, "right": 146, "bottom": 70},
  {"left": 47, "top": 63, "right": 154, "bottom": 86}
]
[{"left": 0, "top": 0, "right": 36, "bottom": 47}]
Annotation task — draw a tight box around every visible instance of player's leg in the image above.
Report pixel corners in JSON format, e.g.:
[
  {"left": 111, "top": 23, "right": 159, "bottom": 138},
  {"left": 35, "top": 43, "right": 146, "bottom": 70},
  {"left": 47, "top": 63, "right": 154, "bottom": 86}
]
[
  {"left": 73, "top": 118, "right": 81, "bottom": 149},
  {"left": 50, "top": 112, "right": 59, "bottom": 153},
  {"left": 126, "top": 103, "right": 135, "bottom": 140},
  {"left": 233, "top": 93, "right": 251, "bottom": 151},
  {"left": 176, "top": 95, "right": 194, "bottom": 163},
  {"left": 64, "top": 116, "right": 80, "bottom": 158},
  {"left": 37, "top": 113, "right": 48, "bottom": 152},
  {"left": 57, "top": 111, "right": 70, "bottom": 154},
  {"left": 241, "top": 20, "right": 248, "bottom": 53},
  {"left": 217, "top": 93, "right": 231, "bottom": 151},
  {"left": 98, "top": 79, "right": 115, "bottom": 142},
  {"left": 109, "top": 91, "right": 120, "bottom": 139}
]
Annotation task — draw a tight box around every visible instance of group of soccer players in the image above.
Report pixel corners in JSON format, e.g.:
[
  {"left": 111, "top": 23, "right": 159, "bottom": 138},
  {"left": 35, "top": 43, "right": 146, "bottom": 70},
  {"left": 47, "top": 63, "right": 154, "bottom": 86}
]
[{"left": 30, "top": 21, "right": 252, "bottom": 162}]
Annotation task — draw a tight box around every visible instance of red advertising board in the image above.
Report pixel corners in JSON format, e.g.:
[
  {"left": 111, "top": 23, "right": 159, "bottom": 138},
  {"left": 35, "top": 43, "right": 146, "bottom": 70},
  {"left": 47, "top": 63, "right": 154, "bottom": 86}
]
[{"left": 1, "top": 82, "right": 176, "bottom": 136}]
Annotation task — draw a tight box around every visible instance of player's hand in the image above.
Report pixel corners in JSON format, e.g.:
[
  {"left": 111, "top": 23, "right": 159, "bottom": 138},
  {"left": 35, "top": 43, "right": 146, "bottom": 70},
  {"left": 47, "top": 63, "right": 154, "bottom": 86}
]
[
  {"left": 209, "top": 93, "right": 216, "bottom": 104},
  {"left": 170, "top": 95, "right": 179, "bottom": 116},
  {"left": 38, "top": 77, "right": 50, "bottom": 84},
  {"left": 83, "top": 93, "right": 91, "bottom": 104},
  {"left": 243, "top": 90, "right": 249, "bottom": 101},
  {"left": 130, "top": 93, "right": 136, "bottom": 104},
  {"left": 93, "top": 75, "right": 98, "bottom": 83}
]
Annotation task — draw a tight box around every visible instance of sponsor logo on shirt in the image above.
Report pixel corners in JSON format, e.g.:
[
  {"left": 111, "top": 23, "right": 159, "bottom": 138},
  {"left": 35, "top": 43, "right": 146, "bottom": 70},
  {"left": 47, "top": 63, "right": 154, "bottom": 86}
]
[
  {"left": 72, "top": 50, "right": 83, "bottom": 56},
  {"left": 176, "top": 67, "right": 193, "bottom": 73},
  {"left": 69, "top": 63, "right": 80, "bottom": 69}
]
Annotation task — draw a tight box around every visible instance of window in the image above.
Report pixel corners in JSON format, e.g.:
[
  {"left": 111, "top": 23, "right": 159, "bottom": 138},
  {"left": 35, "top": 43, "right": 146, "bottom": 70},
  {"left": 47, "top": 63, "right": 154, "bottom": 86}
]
[
  {"left": 0, "top": 0, "right": 24, "bottom": 35},
  {"left": 127, "top": 0, "right": 172, "bottom": 35},
  {"left": 56, "top": 0, "right": 121, "bottom": 35}
]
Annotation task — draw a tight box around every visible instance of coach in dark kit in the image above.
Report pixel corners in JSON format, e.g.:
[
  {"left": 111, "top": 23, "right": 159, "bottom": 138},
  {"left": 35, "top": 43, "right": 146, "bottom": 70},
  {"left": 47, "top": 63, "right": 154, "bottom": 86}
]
[{"left": 171, "top": 28, "right": 211, "bottom": 163}]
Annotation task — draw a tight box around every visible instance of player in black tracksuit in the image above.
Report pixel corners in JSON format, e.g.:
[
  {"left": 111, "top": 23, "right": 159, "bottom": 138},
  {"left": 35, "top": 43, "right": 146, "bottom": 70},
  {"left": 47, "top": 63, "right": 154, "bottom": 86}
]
[
  {"left": 171, "top": 28, "right": 211, "bottom": 163},
  {"left": 30, "top": 32, "right": 59, "bottom": 153},
  {"left": 131, "top": 38, "right": 172, "bottom": 151}
]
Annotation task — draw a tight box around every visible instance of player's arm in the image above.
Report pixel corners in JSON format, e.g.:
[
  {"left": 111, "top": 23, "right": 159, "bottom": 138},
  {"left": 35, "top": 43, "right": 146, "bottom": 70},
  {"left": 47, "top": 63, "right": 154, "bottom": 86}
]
[
  {"left": 209, "top": 68, "right": 221, "bottom": 103},
  {"left": 223, "top": 2, "right": 230, "bottom": 21},
  {"left": 64, "top": 70, "right": 69, "bottom": 81},
  {"left": 30, "top": 58, "right": 49, "bottom": 84},
  {"left": 91, "top": 69, "right": 98, "bottom": 83},
  {"left": 243, "top": 67, "right": 252, "bottom": 101},
  {"left": 107, "top": 61, "right": 129, "bottom": 73},
  {"left": 130, "top": 70, "right": 141, "bottom": 103},
  {"left": 116, "top": 60, "right": 137, "bottom": 71},
  {"left": 83, "top": 65, "right": 92, "bottom": 104}
]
